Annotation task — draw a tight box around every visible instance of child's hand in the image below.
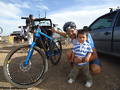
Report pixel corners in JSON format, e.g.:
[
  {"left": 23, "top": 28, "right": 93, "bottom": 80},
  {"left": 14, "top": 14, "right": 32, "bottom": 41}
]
[
  {"left": 84, "top": 53, "right": 92, "bottom": 62},
  {"left": 84, "top": 57, "right": 90, "bottom": 62},
  {"left": 74, "top": 56, "right": 83, "bottom": 64},
  {"left": 68, "top": 58, "right": 73, "bottom": 63}
]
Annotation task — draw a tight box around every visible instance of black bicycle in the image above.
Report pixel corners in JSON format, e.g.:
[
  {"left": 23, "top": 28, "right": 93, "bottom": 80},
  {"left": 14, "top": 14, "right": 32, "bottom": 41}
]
[{"left": 3, "top": 18, "right": 62, "bottom": 88}]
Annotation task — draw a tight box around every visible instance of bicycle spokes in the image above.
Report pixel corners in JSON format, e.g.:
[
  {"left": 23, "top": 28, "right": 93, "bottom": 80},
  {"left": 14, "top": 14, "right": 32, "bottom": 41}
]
[
  {"left": 47, "top": 50, "right": 60, "bottom": 56},
  {"left": 4, "top": 45, "right": 47, "bottom": 87}
]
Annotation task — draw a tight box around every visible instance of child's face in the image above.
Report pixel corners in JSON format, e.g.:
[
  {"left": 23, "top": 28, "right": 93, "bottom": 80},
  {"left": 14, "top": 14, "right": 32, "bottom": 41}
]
[{"left": 77, "top": 33, "right": 87, "bottom": 43}]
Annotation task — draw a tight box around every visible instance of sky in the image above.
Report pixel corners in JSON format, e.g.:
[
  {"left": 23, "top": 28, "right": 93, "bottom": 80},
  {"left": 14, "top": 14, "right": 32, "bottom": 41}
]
[{"left": 0, "top": 0, "right": 120, "bottom": 36}]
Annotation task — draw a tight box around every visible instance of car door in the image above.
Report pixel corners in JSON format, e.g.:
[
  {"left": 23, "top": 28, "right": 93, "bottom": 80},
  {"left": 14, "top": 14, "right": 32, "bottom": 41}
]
[
  {"left": 113, "top": 12, "right": 120, "bottom": 55},
  {"left": 89, "top": 11, "right": 117, "bottom": 52}
]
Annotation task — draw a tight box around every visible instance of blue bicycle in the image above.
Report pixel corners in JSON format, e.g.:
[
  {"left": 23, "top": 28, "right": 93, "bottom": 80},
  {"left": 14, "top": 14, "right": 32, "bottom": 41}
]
[{"left": 3, "top": 18, "right": 62, "bottom": 88}]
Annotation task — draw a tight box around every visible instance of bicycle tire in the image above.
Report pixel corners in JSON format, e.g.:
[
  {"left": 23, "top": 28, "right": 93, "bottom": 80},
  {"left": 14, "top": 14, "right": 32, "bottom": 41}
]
[
  {"left": 3, "top": 45, "right": 48, "bottom": 88},
  {"left": 49, "top": 40, "right": 62, "bottom": 65}
]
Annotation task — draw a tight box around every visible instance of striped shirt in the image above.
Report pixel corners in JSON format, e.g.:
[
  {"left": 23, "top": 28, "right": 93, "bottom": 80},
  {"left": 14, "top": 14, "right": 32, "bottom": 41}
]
[{"left": 72, "top": 41, "right": 93, "bottom": 66}]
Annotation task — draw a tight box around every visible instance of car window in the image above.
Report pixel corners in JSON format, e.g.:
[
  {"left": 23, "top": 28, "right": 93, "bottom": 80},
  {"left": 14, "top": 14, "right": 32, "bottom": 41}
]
[{"left": 90, "top": 12, "right": 117, "bottom": 30}]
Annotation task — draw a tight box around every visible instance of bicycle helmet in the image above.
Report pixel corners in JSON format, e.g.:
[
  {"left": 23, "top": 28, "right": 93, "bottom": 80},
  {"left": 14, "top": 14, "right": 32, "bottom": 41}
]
[{"left": 63, "top": 21, "right": 76, "bottom": 32}]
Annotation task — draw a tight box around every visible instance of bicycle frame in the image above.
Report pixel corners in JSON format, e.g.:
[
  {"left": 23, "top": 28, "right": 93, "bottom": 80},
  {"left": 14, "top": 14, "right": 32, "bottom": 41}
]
[{"left": 24, "top": 27, "right": 53, "bottom": 65}]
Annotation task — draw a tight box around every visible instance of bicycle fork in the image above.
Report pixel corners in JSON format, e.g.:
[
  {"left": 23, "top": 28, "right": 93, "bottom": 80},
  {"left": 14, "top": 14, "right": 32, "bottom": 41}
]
[{"left": 24, "top": 42, "right": 36, "bottom": 66}]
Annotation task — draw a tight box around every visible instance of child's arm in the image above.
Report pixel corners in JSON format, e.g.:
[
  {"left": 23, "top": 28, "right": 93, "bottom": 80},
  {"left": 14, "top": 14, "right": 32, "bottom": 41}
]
[
  {"left": 51, "top": 28, "right": 66, "bottom": 37},
  {"left": 70, "top": 52, "right": 75, "bottom": 62},
  {"left": 84, "top": 52, "right": 92, "bottom": 62},
  {"left": 89, "top": 48, "right": 98, "bottom": 62},
  {"left": 83, "top": 43, "right": 93, "bottom": 62}
]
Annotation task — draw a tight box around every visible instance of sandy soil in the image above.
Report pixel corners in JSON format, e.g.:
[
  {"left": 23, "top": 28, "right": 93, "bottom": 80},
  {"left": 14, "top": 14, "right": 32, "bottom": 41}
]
[{"left": 0, "top": 43, "right": 120, "bottom": 90}]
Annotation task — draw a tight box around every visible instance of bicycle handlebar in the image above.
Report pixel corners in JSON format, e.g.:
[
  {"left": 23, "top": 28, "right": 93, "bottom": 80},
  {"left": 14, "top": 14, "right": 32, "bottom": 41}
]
[{"left": 21, "top": 17, "right": 29, "bottom": 19}]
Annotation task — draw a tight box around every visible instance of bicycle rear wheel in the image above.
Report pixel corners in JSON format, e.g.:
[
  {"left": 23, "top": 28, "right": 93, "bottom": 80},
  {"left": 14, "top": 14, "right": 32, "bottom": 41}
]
[
  {"left": 3, "top": 45, "right": 48, "bottom": 88},
  {"left": 48, "top": 40, "right": 62, "bottom": 65}
]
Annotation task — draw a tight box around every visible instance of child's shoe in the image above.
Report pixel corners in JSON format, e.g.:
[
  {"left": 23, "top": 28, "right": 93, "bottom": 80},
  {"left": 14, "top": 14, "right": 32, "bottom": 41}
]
[
  {"left": 67, "top": 78, "right": 74, "bottom": 84},
  {"left": 84, "top": 81, "right": 93, "bottom": 88}
]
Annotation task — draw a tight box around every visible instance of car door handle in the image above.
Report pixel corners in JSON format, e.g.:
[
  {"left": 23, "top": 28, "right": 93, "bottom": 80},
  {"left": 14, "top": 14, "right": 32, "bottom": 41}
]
[{"left": 104, "top": 32, "right": 111, "bottom": 35}]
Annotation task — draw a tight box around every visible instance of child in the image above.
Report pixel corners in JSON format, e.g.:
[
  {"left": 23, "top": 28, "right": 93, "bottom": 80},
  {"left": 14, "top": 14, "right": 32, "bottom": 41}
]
[
  {"left": 68, "top": 29, "right": 93, "bottom": 88},
  {"left": 52, "top": 22, "right": 101, "bottom": 74}
]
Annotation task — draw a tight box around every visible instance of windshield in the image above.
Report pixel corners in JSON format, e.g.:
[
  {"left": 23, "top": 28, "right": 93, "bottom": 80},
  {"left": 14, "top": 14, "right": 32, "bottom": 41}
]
[{"left": 34, "top": 20, "right": 51, "bottom": 26}]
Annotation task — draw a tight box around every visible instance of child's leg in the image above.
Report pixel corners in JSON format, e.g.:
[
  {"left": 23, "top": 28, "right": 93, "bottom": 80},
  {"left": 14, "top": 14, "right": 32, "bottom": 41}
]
[
  {"left": 89, "top": 48, "right": 102, "bottom": 74},
  {"left": 81, "top": 64, "right": 93, "bottom": 87},
  {"left": 89, "top": 58, "right": 101, "bottom": 74},
  {"left": 66, "top": 50, "right": 74, "bottom": 66},
  {"left": 66, "top": 49, "right": 72, "bottom": 61},
  {"left": 81, "top": 64, "right": 92, "bottom": 82},
  {"left": 68, "top": 64, "right": 80, "bottom": 81},
  {"left": 89, "top": 48, "right": 98, "bottom": 62}
]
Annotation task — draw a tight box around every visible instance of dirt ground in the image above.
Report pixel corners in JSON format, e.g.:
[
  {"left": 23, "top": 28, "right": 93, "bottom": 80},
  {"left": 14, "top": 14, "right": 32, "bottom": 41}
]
[{"left": 0, "top": 43, "right": 120, "bottom": 90}]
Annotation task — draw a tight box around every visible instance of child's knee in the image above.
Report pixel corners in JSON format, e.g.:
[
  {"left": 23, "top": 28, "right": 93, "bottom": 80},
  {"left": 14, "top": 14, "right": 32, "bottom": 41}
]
[
  {"left": 90, "top": 64, "right": 101, "bottom": 74},
  {"left": 66, "top": 51, "right": 72, "bottom": 60}
]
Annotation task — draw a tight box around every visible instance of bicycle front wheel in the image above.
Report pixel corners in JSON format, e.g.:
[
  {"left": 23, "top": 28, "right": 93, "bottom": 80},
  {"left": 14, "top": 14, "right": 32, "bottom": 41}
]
[
  {"left": 3, "top": 45, "right": 48, "bottom": 88},
  {"left": 48, "top": 40, "right": 62, "bottom": 65}
]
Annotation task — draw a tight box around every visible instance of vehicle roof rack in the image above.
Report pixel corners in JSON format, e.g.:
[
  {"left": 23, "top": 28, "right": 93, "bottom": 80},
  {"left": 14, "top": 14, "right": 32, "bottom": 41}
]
[{"left": 109, "top": 6, "right": 120, "bottom": 12}]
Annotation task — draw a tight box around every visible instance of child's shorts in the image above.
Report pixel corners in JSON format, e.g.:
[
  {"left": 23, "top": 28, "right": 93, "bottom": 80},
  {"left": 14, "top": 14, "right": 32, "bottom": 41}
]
[{"left": 89, "top": 58, "right": 101, "bottom": 66}]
